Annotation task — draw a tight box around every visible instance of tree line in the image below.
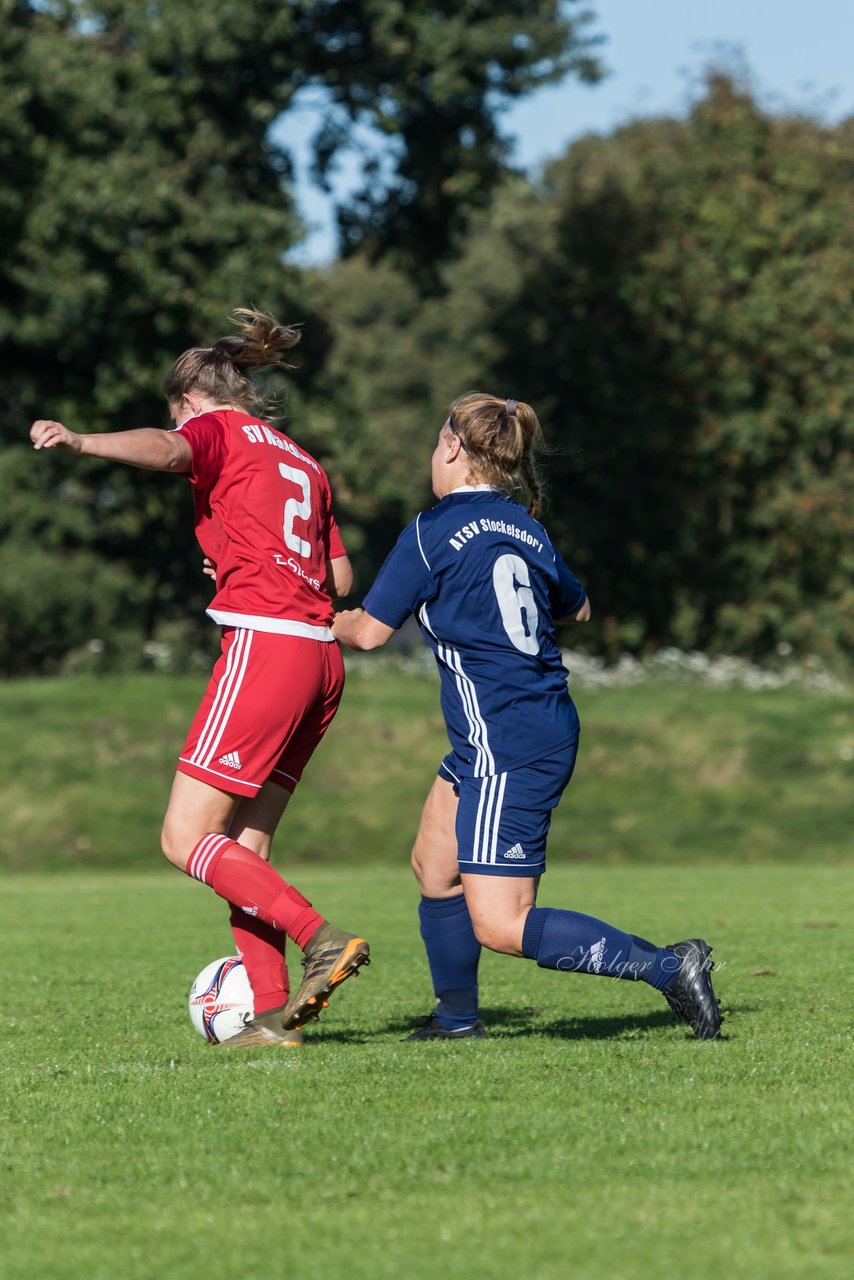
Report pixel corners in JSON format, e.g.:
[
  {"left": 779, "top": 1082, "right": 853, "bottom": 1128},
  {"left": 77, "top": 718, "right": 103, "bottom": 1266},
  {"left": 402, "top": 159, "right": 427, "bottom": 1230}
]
[{"left": 1, "top": 2, "right": 850, "bottom": 674}]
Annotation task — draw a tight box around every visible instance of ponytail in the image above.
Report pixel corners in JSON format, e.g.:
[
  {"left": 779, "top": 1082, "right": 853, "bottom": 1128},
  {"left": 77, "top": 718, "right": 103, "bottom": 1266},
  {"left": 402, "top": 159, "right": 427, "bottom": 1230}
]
[
  {"left": 447, "top": 392, "right": 546, "bottom": 516},
  {"left": 163, "top": 308, "right": 301, "bottom": 419}
]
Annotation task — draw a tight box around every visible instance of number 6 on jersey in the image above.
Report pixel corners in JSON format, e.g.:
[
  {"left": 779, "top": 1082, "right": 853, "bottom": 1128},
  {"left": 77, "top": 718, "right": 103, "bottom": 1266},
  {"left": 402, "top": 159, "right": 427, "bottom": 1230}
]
[{"left": 492, "top": 552, "right": 540, "bottom": 654}]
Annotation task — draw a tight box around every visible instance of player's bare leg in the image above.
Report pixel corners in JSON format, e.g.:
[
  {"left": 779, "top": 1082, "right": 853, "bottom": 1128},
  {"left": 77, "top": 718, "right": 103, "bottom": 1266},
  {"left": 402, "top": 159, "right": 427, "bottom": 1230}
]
[
  {"left": 161, "top": 771, "right": 241, "bottom": 871},
  {"left": 462, "top": 870, "right": 721, "bottom": 1039},
  {"left": 228, "top": 782, "right": 370, "bottom": 1033},
  {"left": 411, "top": 773, "right": 462, "bottom": 899},
  {"left": 163, "top": 772, "right": 368, "bottom": 1042},
  {"left": 235, "top": 773, "right": 377, "bottom": 1037},
  {"left": 228, "top": 780, "right": 293, "bottom": 863},
  {"left": 459, "top": 873, "right": 538, "bottom": 957},
  {"left": 161, "top": 775, "right": 296, "bottom": 1046}
]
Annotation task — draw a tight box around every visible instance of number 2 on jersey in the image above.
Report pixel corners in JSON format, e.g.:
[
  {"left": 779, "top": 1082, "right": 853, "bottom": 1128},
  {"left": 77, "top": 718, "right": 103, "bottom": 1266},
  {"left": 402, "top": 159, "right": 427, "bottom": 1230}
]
[
  {"left": 278, "top": 462, "right": 311, "bottom": 558},
  {"left": 492, "top": 553, "right": 540, "bottom": 654}
]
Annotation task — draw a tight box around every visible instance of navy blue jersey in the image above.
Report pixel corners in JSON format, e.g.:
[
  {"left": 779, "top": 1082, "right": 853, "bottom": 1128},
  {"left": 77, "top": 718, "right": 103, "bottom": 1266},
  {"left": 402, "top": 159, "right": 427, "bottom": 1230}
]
[{"left": 363, "top": 489, "right": 586, "bottom": 776}]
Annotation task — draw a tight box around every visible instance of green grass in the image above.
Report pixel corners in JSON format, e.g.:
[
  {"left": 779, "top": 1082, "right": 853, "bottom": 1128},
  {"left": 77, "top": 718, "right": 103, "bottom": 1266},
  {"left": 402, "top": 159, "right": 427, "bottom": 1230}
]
[
  {"left": 1, "top": 669, "right": 851, "bottom": 1276},
  {"left": 1, "top": 863, "right": 852, "bottom": 1280},
  {"left": 1, "top": 666, "right": 852, "bottom": 871}
]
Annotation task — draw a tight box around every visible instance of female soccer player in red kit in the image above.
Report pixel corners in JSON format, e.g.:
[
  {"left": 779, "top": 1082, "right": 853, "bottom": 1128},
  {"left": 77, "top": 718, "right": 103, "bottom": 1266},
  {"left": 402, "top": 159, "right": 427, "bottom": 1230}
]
[{"left": 30, "top": 309, "right": 369, "bottom": 1047}]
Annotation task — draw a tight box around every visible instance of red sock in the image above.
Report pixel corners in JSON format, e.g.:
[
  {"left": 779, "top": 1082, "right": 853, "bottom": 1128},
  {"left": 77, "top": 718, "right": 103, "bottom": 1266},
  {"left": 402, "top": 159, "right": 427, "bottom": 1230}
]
[
  {"left": 229, "top": 908, "right": 289, "bottom": 1015},
  {"left": 187, "top": 835, "right": 324, "bottom": 950}
]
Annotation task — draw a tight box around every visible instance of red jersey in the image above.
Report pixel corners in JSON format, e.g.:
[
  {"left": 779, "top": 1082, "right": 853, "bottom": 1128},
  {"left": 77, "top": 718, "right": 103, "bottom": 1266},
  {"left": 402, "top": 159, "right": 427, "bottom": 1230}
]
[{"left": 174, "top": 410, "right": 346, "bottom": 635}]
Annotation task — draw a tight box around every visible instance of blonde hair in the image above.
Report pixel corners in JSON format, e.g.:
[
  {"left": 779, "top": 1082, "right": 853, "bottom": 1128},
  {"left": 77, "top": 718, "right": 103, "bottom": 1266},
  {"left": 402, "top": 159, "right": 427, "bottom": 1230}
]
[
  {"left": 448, "top": 392, "right": 546, "bottom": 518},
  {"left": 162, "top": 308, "right": 300, "bottom": 418}
]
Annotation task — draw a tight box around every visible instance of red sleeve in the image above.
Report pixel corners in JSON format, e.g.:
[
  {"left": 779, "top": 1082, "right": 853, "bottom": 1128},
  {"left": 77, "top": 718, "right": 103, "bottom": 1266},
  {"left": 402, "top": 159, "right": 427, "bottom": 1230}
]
[
  {"left": 318, "top": 468, "right": 346, "bottom": 559},
  {"left": 327, "top": 510, "right": 346, "bottom": 560},
  {"left": 173, "top": 414, "right": 227, "bottom": 489}
]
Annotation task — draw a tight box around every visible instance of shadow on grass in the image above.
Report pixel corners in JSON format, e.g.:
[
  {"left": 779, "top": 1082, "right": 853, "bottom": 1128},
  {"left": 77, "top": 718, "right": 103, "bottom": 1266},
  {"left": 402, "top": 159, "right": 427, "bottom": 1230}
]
[
  {"left": 302, "top": 1024, "right": 378, "bottom": 1046},
  {"left": 300, "top": 1003, "right": 744, "bottom": 1046},
  {"left": 375, "top": 1004, "right": 679, "bottom": 1041},
  {"left": 476, "top": 1000, "right": 738, "bottom": 1040}
]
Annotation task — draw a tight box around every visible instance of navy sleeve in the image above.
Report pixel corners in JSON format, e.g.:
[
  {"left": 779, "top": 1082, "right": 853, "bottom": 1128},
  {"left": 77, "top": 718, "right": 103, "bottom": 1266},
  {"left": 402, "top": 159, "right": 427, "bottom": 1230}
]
[
  {"left": 551, "top": 549, "right": 586, "bottom": 619},
  {"left": 363, "top": 516, "right": 433, "bottom": 629}
]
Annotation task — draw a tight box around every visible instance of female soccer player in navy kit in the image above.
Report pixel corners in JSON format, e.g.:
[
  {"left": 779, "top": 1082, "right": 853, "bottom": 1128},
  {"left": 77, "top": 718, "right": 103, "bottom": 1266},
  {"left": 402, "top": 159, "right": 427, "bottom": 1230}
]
[
  {"left": 30, "top": 309, "right": 369, "bottom": 1047},
  {"left": 334, "top": 393, "right": 722, "bottom": 1040}
]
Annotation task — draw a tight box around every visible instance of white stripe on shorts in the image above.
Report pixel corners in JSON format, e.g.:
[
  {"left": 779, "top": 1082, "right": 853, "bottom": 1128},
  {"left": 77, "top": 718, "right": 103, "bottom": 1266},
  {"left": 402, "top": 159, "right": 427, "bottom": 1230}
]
[
  {"left": 472, "top": 772, "right": 507, "bottom": 863},
  {"left": 472, "top": 773, "right": 491, "bottom": 862},
  {"left": 488, "top": 772, "right": 507, "bottom": 863},
  {"left": 191, "top": 629, "right": 253, "bottom": 768}
]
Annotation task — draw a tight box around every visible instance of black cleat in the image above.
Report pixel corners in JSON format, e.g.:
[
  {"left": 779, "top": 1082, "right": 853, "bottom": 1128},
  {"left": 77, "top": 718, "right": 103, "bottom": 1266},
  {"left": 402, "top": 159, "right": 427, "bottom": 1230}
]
[
  {"left": 662, "top": 938, "right": 723, "bottom": 1040},
  {"left": 402, "top": 1015, "right": 487, "bottom": 1041}
]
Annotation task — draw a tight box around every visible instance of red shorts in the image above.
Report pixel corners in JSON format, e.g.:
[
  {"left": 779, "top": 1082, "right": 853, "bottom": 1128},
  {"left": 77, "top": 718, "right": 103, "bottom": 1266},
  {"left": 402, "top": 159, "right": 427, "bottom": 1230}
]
[{"left": 177, "top": 628, "right": 345, "bottom": 798}]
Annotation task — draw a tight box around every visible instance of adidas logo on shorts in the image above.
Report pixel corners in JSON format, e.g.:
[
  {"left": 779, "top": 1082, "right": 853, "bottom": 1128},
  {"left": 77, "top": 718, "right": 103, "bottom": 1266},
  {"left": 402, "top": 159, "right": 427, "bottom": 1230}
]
[
  {"left": 218, "top": 751, "right": 243, "bottom": 771},
  {"left": 503, "top": 843, "right": 525, "bottom": 860}
]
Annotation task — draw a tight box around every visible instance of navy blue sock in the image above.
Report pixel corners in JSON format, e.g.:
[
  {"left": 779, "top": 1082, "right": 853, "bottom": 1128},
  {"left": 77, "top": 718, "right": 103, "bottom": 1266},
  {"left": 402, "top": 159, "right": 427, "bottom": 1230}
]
[
  {"left": 418, "top": 893, "right": 481, "bottom": 1029},
  {"left": 521, "top": 906, "right": 676, "bottom": 990}
]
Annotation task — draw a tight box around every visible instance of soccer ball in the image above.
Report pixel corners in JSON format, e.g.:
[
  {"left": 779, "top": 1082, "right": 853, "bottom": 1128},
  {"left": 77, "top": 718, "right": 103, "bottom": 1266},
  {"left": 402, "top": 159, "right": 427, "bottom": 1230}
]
[{"left": 188, "top": 955, "right": 254, "bottom": 1043}]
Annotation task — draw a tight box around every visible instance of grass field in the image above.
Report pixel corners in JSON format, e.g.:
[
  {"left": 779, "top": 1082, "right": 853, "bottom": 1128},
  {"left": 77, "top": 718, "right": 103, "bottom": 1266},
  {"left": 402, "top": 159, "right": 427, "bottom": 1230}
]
[
  {"left": 1, "top": 664, "right": 851, "bottom": 871},
  {"left": 1, "top": 668, "right": 851, "bottom": 1278},
  {"left": 1, "top": 864, "right": 852, "bottom": 1280}
]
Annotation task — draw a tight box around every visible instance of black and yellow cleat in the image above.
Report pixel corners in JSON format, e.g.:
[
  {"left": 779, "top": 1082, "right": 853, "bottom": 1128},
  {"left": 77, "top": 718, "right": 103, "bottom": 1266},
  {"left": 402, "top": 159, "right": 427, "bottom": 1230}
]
[
  {"left": 662, "top": 939, "right": 723, "bottom": 1040},
  {"left": 281, "top": 925, "right": 370, "bottom": 1030}
]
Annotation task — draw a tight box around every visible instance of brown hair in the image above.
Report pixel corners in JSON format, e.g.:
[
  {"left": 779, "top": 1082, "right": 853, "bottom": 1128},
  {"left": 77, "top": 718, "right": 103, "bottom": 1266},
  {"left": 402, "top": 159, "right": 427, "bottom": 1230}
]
[
  {"left": 162, "top": 308, "right": 300, "bottom": 418},
  {"left": 447, "top": 392, "right": 546, "bottom": 518}
]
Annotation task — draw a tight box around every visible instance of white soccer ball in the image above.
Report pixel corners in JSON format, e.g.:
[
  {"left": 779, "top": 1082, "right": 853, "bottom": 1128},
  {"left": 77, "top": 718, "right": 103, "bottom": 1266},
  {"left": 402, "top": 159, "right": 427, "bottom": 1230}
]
[{"left": 188, "top": 955, "right": 254, "bottom": 1043}]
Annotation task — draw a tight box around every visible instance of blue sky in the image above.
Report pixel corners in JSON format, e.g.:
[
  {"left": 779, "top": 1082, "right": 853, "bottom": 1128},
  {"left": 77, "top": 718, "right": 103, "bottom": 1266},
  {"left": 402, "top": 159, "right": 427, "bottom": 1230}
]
[{"left": 287, "top": 0, "right": 854, "bottom": 264}]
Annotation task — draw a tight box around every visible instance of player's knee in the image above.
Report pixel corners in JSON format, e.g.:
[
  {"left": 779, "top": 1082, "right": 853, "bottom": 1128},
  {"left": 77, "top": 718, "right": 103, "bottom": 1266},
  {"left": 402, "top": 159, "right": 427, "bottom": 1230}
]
[
  {"left": 160, "top": 820, "right": 189, "bottom": 871},
  {"left": 412, "top": 844, "right": 461, "bottom": 898},
  {"left": 410, "top": 841, "right": 437, "bottom": 891},
  {"left": 471, "top": 916, "right": 522, "bottom": 956},
  {"left": 471, "top": 918, "right": 506, "bottom": 952}
]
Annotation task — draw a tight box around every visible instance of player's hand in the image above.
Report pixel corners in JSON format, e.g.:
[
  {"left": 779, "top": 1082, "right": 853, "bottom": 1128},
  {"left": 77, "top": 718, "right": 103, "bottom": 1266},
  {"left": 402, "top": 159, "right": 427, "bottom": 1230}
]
[
  {"left": 202, "top": 557, "right": 217, "bottom": 581},
  {"left": 331, "top": 608, "right": 363, "bottom": 637},
  {"left": 332, "top": 608, "right": 394, "bottom": 651},
  {"left": 30, "top": 420, "right": 82, "bottom": 453}
]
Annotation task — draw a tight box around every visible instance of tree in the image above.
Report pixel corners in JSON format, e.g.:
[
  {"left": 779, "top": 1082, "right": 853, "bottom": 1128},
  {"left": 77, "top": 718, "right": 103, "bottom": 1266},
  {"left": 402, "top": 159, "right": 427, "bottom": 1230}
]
[
  {"left": 494, "top": 73, "right": 854, "bottom": 660},
  {"left": 0, "top": 0, "right": 315, "bottom": 671},
  {"left": 288, "top": 0, "right": 602, "bottom": 276},
  {"left": 314, "top": 73, "right": 854, "bottom": 662},
  {"left": 0, "top": 0, "right": 601, "bottom": 672}
]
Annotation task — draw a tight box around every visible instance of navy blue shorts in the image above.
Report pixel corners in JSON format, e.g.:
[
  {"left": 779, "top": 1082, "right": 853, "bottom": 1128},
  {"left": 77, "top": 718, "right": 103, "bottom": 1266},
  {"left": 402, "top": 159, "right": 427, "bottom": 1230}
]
[{"left": 438, "top": 738, "right": 579, "bottom": 878}]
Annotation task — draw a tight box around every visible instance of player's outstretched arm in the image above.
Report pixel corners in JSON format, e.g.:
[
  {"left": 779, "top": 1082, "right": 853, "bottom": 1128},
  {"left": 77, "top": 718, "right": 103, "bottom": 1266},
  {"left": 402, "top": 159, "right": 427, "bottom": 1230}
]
[
  {"left": 30, "top": 420, "right": 192, "bottom": 474},
  {"left": 332, "top": 608, "right": 396, "bottom": 651}
]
